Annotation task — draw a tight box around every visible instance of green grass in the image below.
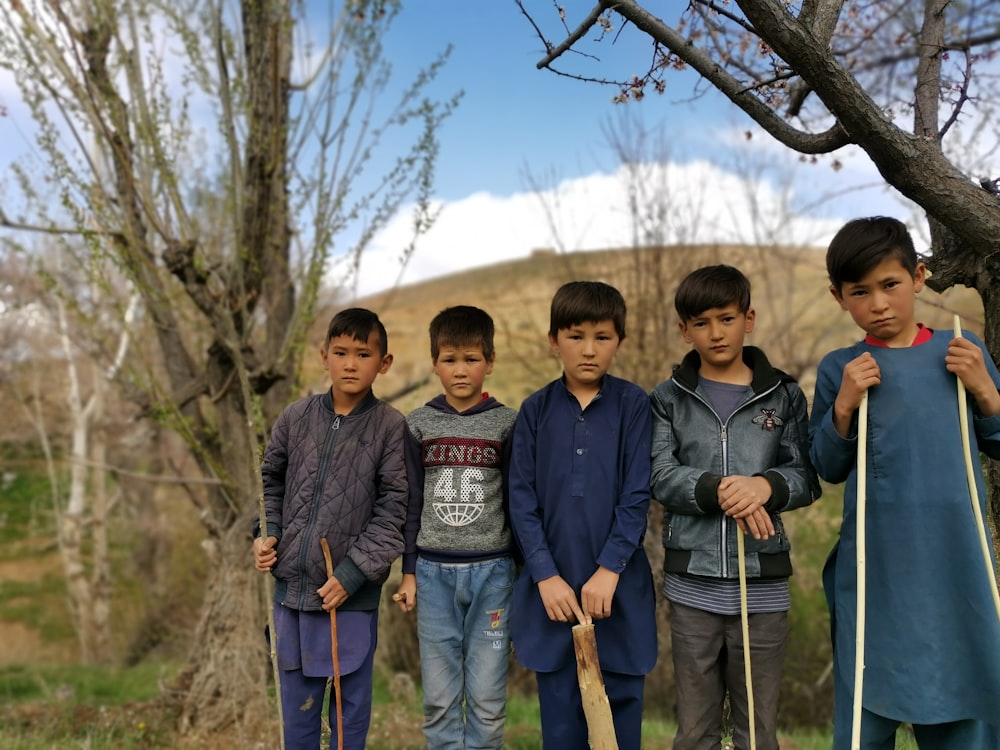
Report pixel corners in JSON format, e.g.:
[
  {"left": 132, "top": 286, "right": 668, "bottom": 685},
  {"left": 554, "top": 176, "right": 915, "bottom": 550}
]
[
  {"left": 0, "top": 661, "right": 174, "bottom": 705},
  {"left": 0, "top": 662, "right": 179, "bottom": 749},
  {"left": 0, "top": 659, "right": 928, "bottom": 749}
]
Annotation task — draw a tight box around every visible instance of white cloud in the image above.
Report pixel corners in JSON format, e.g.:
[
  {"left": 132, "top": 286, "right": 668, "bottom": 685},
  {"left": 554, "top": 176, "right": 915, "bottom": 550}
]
[{"left": 349, "top": 157, "right": 911, "bottom": 297}]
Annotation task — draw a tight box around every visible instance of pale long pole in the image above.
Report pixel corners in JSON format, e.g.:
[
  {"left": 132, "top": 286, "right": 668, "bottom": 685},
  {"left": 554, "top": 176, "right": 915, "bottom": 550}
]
[
  {"left": 851, "top": 391, "right": 869, "bottom": 750},
  {"left": 257, "top": 494, "right": 285, "bottom": 750},
  {"left": 952, "top": 315, "right": 1000, "bottom": 623},
  {"left": 737, "top": 528, "right": 756, "bottom": 750}
]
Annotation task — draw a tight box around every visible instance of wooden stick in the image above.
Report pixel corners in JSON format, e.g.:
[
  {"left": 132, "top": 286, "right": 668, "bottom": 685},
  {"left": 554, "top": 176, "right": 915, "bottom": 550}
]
[
  {"left": 952, "top": 316, "right": 1000, "bottom": 622},
  {"left": 851, "top": 391, "right": 869, "bottom": 750},
  {"left": 737, "top": 527, "right": 756, "bottom": 750},
  {"left": 257, "top": 496, "right": 285, "bottom": 750},
  {"left": 572, "top": 623, "right": 619, "bottom": 750},
  {"left": 320, "top": 538, "right": 344, "bottom": 750}
]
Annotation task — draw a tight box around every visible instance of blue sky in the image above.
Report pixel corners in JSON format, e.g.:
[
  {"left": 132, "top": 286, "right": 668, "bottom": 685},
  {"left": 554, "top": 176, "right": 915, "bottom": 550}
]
[
  {"left": 379, "top": 2, "right": 726, "bottom": 200},
  {"left": 0, "top": 2, "right": 911, "bottom": 297},
  {"left": 348, "top": 1, "right": 910, "bottom": 296}
]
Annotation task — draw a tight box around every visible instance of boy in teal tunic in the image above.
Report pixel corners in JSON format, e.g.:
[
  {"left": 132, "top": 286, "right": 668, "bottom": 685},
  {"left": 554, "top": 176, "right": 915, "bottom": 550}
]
[{"left": 809, "top": 216, "right": 1000, "bottom": 749}]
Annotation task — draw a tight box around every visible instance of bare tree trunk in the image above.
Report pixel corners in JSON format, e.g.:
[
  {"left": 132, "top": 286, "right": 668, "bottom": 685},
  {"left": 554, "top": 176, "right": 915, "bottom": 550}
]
[
  {"left": 56, "top": 295, "right": 116, "bottom": 664},
  {"left": 175, "top": 523, "right": 271, "bottom": 736}
]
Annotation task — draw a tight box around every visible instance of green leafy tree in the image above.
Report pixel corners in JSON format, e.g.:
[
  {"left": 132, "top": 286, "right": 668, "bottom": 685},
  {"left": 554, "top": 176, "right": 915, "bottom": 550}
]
[{"left": 0, "top": 0, "right": 457, "bottom": 736}]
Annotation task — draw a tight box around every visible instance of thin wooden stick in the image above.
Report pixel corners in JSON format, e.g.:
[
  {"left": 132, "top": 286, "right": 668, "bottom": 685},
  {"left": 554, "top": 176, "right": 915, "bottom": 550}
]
[
  {"left": 257, "top": 495, "right": 285, "bottom": 750},
  {"left": 737, "top": 527, "right": 756, "bottom": 750},
  {"left": 320, "top": 538, "right": 344, "bottom": 750},
  {"left": 952, "top": 316, "right": 1000, "bottom": 623},
  {"left": 851, "top": 391, "right": 869, "bottom": 750}
]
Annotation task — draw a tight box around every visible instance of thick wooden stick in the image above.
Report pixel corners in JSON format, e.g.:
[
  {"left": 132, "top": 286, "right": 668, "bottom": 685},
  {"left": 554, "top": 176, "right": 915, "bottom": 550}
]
[
  {"left": 737, "top": 528, "right": 756, "bottom": 750},
  {"left": 320, "top": 538, "right": 344, "bottom": 750},
  {"left": 952, "top": 316, "right": 1000, "bottom": 622},
  {"left": 851, "top": 391, "right": 869, "bottom": 750},
  {"left": 572, "top": 623, "right": 619, "bottom": 750}
]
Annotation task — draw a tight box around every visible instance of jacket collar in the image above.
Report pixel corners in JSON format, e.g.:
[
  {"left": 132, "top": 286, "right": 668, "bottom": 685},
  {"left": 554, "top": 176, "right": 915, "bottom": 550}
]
[
  {"left": 322, "top": 387, "right": 379, "bottom": 416},
  {"left": 672, "top": 346, "right": 791, "bottom": 394}
]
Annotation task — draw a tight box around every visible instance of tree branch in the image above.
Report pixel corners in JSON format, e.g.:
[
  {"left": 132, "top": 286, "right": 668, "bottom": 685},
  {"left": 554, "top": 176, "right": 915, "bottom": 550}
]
[{"left": 599, "top": 0, "right": 851, "bottom": 153}]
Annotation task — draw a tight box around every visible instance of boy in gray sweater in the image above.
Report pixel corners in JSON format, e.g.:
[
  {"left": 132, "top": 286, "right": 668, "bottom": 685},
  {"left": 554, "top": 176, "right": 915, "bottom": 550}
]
[{"left": 394, "top": 305, "right": 518, "bottom": 750}]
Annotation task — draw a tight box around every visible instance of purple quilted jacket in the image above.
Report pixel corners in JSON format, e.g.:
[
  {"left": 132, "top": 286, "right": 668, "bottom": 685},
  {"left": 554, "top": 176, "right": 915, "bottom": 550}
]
[{"left": 260, "top": 389, "right": 407, "bottom": 611}]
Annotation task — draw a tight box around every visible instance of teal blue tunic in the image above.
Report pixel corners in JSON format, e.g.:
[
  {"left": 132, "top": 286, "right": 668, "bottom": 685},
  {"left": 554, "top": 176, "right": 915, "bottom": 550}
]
[{"left": 810, "top": 330, "right": 1000, "bottom": 724}]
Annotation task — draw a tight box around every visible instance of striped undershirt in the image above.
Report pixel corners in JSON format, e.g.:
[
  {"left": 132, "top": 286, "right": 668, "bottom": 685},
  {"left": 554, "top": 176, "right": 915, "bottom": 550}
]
[{"left": 663, "top": 572, "right": 790, "bottom": 615}]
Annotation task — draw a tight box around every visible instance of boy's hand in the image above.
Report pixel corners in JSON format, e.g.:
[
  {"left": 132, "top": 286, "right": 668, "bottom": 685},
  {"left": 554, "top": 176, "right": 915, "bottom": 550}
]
[
  {"left": 253, "top": 536, "right": 278, "bottom": 572},
  {"left": 834, "top": 353, "right": 881, "bottom": 437},
  {"left": 734, "top": 507, "right": 776, "bottom": 541},
  {"left": 394, "top": 573, "right": 417, "bottom": 613},
  {"left": 581, "top": 566, "right": 620, "bottom": 621},
  {"left": 537, "top": 575, "right": 591, "bottom": 625},
  {"left": 718, "top": 475, "right": 771, "bottom": 519},
  {"left": 947, "top": 337, "right": 1000, "bottom": 417},
  {"left": 318, "top": 575, "right": 348, "bottom": 611}
]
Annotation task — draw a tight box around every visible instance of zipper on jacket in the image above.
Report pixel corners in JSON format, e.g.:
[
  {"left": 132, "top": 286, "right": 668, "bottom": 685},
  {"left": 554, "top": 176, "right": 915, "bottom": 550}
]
[
  {"left": 676, "top": 379, "right": 781, "bottom": 579},
  {"left": 719, "top": 381, "right": 782, "bottom": 578},
  {"left": 720, "top": 423, "right": 729, "bottom": 577},
  {"left": 296, "top": 413, "right": 342, "bottom": 608}
]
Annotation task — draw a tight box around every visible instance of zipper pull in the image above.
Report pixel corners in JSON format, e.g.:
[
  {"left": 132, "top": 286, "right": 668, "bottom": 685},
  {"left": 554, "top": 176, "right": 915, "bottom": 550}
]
[{"left": 333, "top": 415, "right": 341, "bottom": 430}]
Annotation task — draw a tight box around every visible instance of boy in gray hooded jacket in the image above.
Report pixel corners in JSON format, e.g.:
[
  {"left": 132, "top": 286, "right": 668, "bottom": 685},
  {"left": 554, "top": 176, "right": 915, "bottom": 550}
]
[{"left": 649, "top": 265, "right": 819, "bottom": 750}]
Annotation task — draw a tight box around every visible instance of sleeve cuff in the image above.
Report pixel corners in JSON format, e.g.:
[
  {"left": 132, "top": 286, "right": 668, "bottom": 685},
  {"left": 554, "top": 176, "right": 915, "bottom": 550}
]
[
  {"left": 694, "top": 472, "right": 723, "bottom": 513},
  {"left": 333, "top": 557, "right": 367, "bottom": 595},
  {"left": 761, "top": 471, "right": 788, "bottom": 512}
]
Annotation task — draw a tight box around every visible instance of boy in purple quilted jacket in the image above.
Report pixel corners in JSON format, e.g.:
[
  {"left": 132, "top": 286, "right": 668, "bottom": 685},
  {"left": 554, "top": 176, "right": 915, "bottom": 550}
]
[{"left": 253, "top": 307, "right": 408, "bottom": 750}]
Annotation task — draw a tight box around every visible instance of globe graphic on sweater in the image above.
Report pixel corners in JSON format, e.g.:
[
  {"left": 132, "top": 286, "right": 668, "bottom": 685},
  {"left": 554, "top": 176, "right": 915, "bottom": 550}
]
[{"left": 433, "top": 500, "right": 484, "bottom": 526}]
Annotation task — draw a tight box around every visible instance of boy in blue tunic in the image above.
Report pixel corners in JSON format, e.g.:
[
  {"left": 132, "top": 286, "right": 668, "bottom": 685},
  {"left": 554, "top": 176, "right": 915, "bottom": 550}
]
[
  {"left": 809, "top": 216, "right": 1000, "bottom": 749},
  {"left": 509, "top": 280, "right": 657, "bottom": 750},
  {"left": 393, "top": 305, "right": 518, "bottom": 750},
  {"left": 650, "top": 265, "right": 820, "bottom": 750},
  {"left": 253, "top": 308, "right": 408, "bottom": 750}
]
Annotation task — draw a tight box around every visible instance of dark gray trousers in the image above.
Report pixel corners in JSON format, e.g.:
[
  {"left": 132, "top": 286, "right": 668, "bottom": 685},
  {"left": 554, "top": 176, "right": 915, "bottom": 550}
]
[{"left": 669, "top": 600, "right": 788, "bottom": 750}]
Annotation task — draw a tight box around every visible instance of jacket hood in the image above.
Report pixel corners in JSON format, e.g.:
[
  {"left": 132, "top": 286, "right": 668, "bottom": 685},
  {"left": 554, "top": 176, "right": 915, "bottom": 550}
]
[
  {"left": 425, "top": 393, "right": 503, "bottom": 415},
  {"left": 672, "top": 346, "right": 795, "bottom": 394}
]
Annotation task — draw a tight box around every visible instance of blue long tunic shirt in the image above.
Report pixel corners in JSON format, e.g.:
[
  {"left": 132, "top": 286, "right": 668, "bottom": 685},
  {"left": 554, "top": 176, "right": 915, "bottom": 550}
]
[
  {"left": 509, "top": 374, "right": 657, "bottom": 674},
  {"left": 809, "top": 329, "right": 1000, "bottom": 724}
]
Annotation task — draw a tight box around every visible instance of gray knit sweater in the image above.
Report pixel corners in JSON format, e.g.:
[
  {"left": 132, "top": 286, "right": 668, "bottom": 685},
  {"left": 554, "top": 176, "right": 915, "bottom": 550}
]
[{"left": 401, "top": 394, "right": 517, "bottom": 573}]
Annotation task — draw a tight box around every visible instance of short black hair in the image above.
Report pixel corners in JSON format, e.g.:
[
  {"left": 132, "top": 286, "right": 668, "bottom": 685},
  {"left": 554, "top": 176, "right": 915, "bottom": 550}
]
[
  {"left": 429, "top": 306, "right": 496, "bottom": 361},
  {"left": 324, "top": 307, "right": 388, "bottom": 357},
  {"left": 674, "top": 265, "right": 752, "bottom": 321},
  {"left": 548, "top": 281, "right": 627, "bottom": 340},
  {"left": 826, "top": 216, "right": 918, "bottom": 292}
]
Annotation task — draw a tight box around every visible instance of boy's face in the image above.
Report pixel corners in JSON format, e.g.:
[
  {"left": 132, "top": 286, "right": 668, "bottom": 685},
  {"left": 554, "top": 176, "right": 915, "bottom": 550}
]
[
  {"left": 548, "top": 319, "right": 620, "bottom": 394},
  {"left": 678, "top": 304, "right": 755, "bottom": 378},
  {"left": 832, "top": 258, "right": 926, "bottom": 347},
  {"left": 320, "top": 332, "right": 392, "bottom": 402},
  {"left": 433, "top": 344, "right": 494, "bottom": 412}
]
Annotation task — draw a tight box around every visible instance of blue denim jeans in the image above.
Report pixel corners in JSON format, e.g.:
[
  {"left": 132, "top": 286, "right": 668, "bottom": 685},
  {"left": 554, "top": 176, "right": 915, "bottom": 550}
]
[{"left": 416, "top": 556, "right": 514, "bottom": 750}]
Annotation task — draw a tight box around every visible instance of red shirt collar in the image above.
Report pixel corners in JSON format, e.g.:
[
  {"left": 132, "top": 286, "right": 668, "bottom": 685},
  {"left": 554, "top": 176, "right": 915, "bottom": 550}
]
[{"left": 865, "top": 323, "right": 932, "bottom": 347}]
